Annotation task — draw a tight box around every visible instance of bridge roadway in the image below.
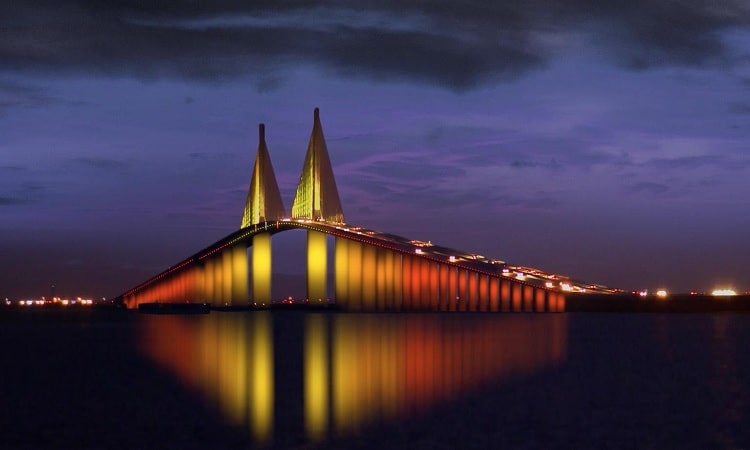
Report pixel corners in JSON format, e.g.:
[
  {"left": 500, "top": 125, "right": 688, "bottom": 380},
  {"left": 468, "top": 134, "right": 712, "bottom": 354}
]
[{"left": 123, "top": 219, "right": 603, "bottom": 303}]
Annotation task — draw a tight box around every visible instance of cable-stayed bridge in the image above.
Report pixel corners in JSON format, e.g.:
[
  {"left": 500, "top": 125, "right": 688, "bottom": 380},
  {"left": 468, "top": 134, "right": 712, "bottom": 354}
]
[{"left": 121, "top": 109, "right": 612, "bottom": 311}]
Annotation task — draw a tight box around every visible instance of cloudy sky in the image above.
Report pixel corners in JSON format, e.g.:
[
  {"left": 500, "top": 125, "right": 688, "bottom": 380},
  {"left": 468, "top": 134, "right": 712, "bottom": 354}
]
[{"left": 2, "top": 0, "right": 750, "bottom": 299}]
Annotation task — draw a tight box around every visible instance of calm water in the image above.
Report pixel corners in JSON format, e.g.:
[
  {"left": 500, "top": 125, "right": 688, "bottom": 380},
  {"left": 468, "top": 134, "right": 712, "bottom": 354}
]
[{"left": 1, "top": 309, "right": 748, "bottom": 449}]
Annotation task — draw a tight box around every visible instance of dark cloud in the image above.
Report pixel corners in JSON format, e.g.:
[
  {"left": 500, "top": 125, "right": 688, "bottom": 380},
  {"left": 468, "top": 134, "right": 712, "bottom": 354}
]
[
  {"left": 0, "top": 196, "right": 24, "bottom": 206},
  {"left": 1, "top": 1, "right": 748, "bottom": 90},
  {"left": 627, "top": 181, "right": 669, "bottom": 195},
  {"left": 68, "top": 157, "right": 130, "bottom": 171}
]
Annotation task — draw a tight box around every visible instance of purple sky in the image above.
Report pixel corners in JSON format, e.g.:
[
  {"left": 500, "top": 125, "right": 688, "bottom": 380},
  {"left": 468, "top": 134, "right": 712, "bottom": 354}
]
[{"left": 2, "top": 1, "right": 750, "bottom": 299}]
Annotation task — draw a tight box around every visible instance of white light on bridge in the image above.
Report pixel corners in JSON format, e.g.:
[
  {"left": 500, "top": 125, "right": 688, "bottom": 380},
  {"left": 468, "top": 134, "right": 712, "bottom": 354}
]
[{"left": 656, "top": 289, "right": 668, "bottom": 298}]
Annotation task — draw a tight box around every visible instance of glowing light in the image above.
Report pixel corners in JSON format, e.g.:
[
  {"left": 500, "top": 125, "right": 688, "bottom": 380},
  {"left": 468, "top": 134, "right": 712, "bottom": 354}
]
[
  {"left": 711, "top": 289, "right": 737, "bottom": 297},
  {"left": 545, "top": 282, "right": 554, "bottom": 288},
  {"left": 415, "top": 248, "right": 423, "bottom": 254},
  {"left": 515, "top": 272, "right": 525, "bottom": 280},
  {"left": 656, "top": 289, "right": 668, "bottom": 298},
  {"left": 560, "top": 283, "right": 573, "bottom": 292},
  {"left": 449, "top": 256, "right": 456, "bottom": 262},
  {"left": 638, "top": 290, "right": 648, "bottom": 297}
]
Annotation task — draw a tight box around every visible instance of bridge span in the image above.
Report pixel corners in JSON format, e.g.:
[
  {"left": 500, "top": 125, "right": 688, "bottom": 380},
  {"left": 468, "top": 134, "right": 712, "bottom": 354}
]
[{"left": 122, "top": 108, "right": 608, "bottom": 311}]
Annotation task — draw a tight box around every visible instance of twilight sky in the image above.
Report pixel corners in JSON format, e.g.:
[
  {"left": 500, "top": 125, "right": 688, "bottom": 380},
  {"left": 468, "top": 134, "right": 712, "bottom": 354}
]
[{"left": 2, "top": 1, "right": 750, "bottom": 299}]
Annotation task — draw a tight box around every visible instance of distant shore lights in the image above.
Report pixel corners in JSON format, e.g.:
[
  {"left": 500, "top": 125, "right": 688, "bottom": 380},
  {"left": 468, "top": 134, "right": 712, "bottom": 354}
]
[{"left": 711, "top": 288, "right": 737, "bottom": 297}]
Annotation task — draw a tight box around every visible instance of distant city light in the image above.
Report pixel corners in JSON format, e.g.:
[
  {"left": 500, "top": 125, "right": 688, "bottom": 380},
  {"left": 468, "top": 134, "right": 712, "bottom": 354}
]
[
  {"left": 711, "top": 289, "right": 737, "bottom": 297},
  {"left": 638, "top": 290, "right": 648, "bottom": 297},
  {"left": 656, "top": 289, "right": 668, "bottom": 298}
]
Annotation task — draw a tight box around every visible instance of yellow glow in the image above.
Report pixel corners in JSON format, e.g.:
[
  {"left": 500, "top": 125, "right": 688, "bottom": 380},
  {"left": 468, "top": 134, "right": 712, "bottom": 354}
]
[
  {"left": 305, "top": 315, "right": 329, "bottom": 442},
  {"left": 250, "top": 312, "right": 274, "bottom": 443},
  {"left": 712, "top": 289, "right": 737, "bottom": 296},
  {"left": 656, "top": 289, "right": 668, "bottom": 298}
]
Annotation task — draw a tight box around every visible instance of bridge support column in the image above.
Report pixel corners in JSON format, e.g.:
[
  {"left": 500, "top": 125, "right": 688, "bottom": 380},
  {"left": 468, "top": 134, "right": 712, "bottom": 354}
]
[
  {"left": 401, "top": 253, "right": 413, "bottom": 310},
  {"left": 468, "top": 272, "right": 479, "bottom": 311},
  {"left": 523, "top": 285, "right": 534, "bottom": 312},
  {"left": 222, "top": 248, "right": 233, "bottom": 305},
  {"left": 307, "top": 230, "right": 327, "bottom": 303},
  {"left": 392, "top": 252, "right": 403, "bottom": 311},
  {"left": 252, "top": 233, "right": 272, "bottom": 305},
  {"left": 512, "top": 283, "right": 522, "bottom": 311},
  {"left": 361, "top": 243, "right": 377, "bottom": 310},
  {"left": 334, "top": 237, "right": 348, "bottom": 308},
  {"left": 419, "top": 258, "right": 430, "bottom": 310},
  {"left": 457, "top": 270, "right": 469, "bottom": 311},
  {"left": 438, "top": 264, "right": 450, "bottom": 311},
  {"left": 347, "top": 240, "right": 363, "bottom": 310},
  {"left": 428, "top": 262, "right": 439, "bottom": 310},
  {"left": 448, "top": 267, "right": 458, "bottom": 311},
  {"left": 231, "top": 244, "right": 248, "bottom": 305},
  {"left": 535, "top": 288, "right": 546, "bottom": 312},
  {"left": 375, "top": 248, "right": 387, "bottom": 310},
  {"left": 213, "top": 255, "right": 224, "bottom": 305},
  {"left": 478, "top": 275, "right": 490, "bottom": 311},
  {"left": 489, "top": 278, "right": 500, "bottom": 312},
  {"left": 204, "top": 259, "right": 215, "bottom": 304}
]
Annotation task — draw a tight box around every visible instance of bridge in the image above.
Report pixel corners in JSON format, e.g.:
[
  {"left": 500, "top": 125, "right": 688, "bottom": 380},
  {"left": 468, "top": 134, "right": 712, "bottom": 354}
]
[{"left": 122, "top": 108, "right": 610, "bottom": 311}]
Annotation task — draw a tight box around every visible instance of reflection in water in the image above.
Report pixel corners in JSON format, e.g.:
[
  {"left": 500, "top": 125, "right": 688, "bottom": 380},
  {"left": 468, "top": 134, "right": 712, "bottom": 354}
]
[{"left": 139, "top": 312, "right": 567, "bottom": 445}]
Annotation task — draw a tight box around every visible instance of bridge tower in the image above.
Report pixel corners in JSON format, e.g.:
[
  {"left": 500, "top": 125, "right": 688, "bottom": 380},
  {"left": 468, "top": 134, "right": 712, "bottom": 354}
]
[
  {"left": 291, "top": 108, "right": 344, "bottom": 302},
  {"left": 241, "top": 124, "right": 286, "bottom": 304}
]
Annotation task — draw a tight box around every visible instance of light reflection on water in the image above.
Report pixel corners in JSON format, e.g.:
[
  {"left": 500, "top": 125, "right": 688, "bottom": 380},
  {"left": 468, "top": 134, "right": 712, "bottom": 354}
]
[{"left": 138, "top": 312, "right": 568, "bottom": 445}]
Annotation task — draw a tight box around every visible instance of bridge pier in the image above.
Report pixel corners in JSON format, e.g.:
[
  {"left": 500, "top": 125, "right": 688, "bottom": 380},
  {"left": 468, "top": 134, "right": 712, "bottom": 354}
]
[
  {"left": 334, "top": 237, "right": 348, "bottom": 308},
  {"left": 253, "top": 232, "right": 272, "bottom": 305},
  {"left": 307, "top": 230, "right": 327, "bottom": 302}
]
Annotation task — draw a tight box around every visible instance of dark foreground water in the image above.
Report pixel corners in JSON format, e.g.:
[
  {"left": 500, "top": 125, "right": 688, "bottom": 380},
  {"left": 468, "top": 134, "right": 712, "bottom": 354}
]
[{"left": 1, "top": 308, "right": 748, "bottom": 449}]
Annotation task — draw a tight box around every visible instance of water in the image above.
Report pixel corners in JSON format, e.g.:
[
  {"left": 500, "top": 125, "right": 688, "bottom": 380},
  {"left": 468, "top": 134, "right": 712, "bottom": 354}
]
[{"left": 1, "top": 309, "right": 748, "bottom": 449}]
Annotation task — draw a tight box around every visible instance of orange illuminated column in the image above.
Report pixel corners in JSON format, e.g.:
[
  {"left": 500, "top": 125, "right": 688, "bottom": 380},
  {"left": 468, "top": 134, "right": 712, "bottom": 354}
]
[
  {"left": 411, "top": 255, "right": 422, "bottom": 309},
  {"left": 448, "top": 267, "right": 458, "bottom": 311},
  {"left": 457, "top": 270, "right": 468, "bottom": 311},
  {"left": 478, "top": 275, "right": 490, "bottom": 311},
  {"left": 252, "top": 233, "right": 272, "bottom": 306},
  {"left": 523, "top": 285, "right": 534, "bottom": 312},
  {"left": 535, "top": 288, "right": 546, "bottom": 312},
  {"left": 381, "top": 249, "right": 395, "bottom": 310},
  {"left": 489, "top": 278, "right": 500, "bottom": 312},
  {"left": 305, "top": 314, "right": 330, "bottom": 442},
  {"left": 361, "top": 243, "right": 377, "bottom": 311},
  {"left": 307, "top": 230, "right": 328, "bottom": 303},
  {"left": 419, "top": 259, "right": 431, "bottom": 310},
  {"left": 428, "top": 262, "right": 439, "bottom": 310},
  {"left": 501, "top": 279, "right": 511, "bottom": 312},
  {"left": 512, "top": 283, "right": 522, "bottom": 311},
  {"left": 231, "top": 244, "right": 248, "bottom": 305},
  {"left": 401, "top": 253, "right": 413, "bottom": 310},
  {"left": 347, "top": 240, "right": 363, "bottom": 310},
  {"left": 438, "top": 264, "right": 449, "bottom": 311},
  {"left": 334, "top": 237, "right": 349, "bottom": 308},
  {"left": 467, "top": 272, "right": 479, "bottom": 311}
]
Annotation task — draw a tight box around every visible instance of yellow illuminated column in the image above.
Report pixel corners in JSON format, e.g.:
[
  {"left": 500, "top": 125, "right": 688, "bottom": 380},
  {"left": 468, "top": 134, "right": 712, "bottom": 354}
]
[
  {"left": 375, "top": 248, "right": 387, "bottom": 310},
  {"left": 249, "top": 312, "right": 274, "bottom": 444},
  {"left": 305, "top": 314, "right": 329, "bottom": 442},
  {"left": 392, "top": 253, "right": 403, "bottom": 311},
  {"left": 252, "top": 233, "right": 272, "bottom": 305},
  {"left": 222, "top": 248, "right": 233, "bottom": 305},
  {"left": 401, "top": 254, "right": 413, "bottom": 310},
  {"left": 523, "top": 285, "right": 534, "bottom": 312},
  {"left": 347, "top": 240, "right": 363, "bottom": 310},
  {"left": 361, "top": 244, "right": 376, "bottom": 311},
  {"left": 231, "top": 245, "right": 249, "bottom": 305},
  {"left": 204, "top": 259, "right": 215, "bottom": 304},
  {"left": 512, "top": 283, "right": 522, "bottom": 312},
  {"left": 489, "top": 278, "right": 500, "bottom": 312},
  {"left": 334, "top": 237, "right": 349, "bottom": 308},
  {"left": 307, "top": 230, "right": 328, "bottom": 303},
  {"left": 214, "top": 255, "right": 224, "bottom": 305},
  {"left": 383, "top": 249, "right": 396, "bottom": 310}
]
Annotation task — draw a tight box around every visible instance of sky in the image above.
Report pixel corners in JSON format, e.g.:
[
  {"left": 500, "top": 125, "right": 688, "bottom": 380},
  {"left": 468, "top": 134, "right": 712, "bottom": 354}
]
[{"left": 2, "top": 0, "right": 750, "bottom": 299}]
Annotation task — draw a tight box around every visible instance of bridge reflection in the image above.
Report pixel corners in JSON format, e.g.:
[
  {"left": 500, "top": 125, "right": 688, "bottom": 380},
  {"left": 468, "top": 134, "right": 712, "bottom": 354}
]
[{"left": 138, "top": 312, "right": 568, "bottom": 445}]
